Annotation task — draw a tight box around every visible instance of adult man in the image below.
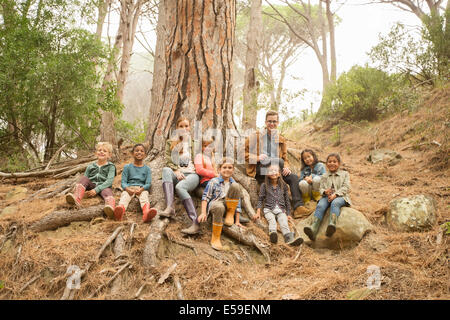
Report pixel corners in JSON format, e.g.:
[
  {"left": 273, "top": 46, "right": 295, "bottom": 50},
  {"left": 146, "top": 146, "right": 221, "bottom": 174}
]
[{"left": 244, "top": 110, "right": 312, "bottom": 217}]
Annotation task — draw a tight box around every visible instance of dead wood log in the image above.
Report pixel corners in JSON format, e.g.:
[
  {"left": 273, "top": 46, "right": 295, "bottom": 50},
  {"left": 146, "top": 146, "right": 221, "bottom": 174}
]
[
  {"left": 111, "top": 232, "right": 126, "bottom": 296},
  {"left": 158, "top": 263, "right": 177, "bottom": 285},
  {"left": 143, "top": 216, "right": 170, "bottom": 269},
  {"left": 0, "top": 162, "right": 89, "bottom": 179},
  {"left": 222, "top": 224, "right": 270, "bottom": 263},
  {"left": 45, "top": 144, "right": 67, "bottom": 171},
  {"left": 174, "top": 275, "right": 184, "bottom": 300},
  {"left": 53, "top": 163, "right": 90, "bottom": 179},
  {"left": 95, "top": 226, "right": 125, "bottom": 262},
  {"left": 88, "top": 262, "right": 131, "bottom": 299},
  {"left": 30, "top": 205, "right": 104, "bottom": 233}
]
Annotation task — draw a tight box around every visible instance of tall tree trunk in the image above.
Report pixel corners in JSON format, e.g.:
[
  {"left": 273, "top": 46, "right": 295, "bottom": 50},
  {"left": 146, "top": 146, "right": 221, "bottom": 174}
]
[
  {"left": 146, "top": 0, "right": 236, "bottom": 152},
  {"left": 145, "top": 0, "right": 167, "bottom": 147},
  {"left": 242, "top": 0, "right": 262, "bottom": 130},
  {"left": 325, "top": 0, "right": 336, "bottom": 82}
]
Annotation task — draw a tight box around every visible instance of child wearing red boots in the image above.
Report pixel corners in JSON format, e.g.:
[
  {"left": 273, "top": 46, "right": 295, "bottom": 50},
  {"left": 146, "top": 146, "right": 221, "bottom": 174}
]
[
  {"left": 66, "top": 142, "right": 117, "bottom": 218},
  {"left": 114, "top": 144, "right": 157, "bottom": 222}
]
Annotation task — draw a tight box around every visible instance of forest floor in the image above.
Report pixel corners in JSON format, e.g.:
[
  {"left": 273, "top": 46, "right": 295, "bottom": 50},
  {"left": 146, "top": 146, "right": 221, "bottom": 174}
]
[{"left": 0, "top": 88, "right": 448, "bottom": 300}]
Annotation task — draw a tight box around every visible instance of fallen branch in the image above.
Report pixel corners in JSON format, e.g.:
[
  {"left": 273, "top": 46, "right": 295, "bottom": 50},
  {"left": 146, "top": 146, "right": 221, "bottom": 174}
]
[
  {"left": 128, "top": 223, "right": 137, "bottom": 251},
  {"left": 134, "top": 276, "right": 155, "bottom": 299},
  {"left": 163, "top": 231, "right": 198, "bottom": 255},
  {"left": 173, "top": 275, "right": 184, "bottom": 300},
  {"left": 0, "top": 162, "right": 88, "bottom": 179},
  {"left": 158, "top": 263, "right": 177, "bottom": 285},
  {"left": 19, "top": 274, "right": 41, "bottom": 294},
  {"left": 45, "top": 144, "right": 67, "bottom": 171},
  {"left": 111, "top": 232, "right": 126, "bottom": 296},
  {"left": 95, "top": 226, "right": 125, "bottom": 262},
  {"left": 293, "top": 246, "right": 302, "bottom": 262},
  {"left": 88, "top": 262, "right": 131, "bottom": 299},
  {"left": 31, "top": 205, "right": 104, "bottom": 233}
]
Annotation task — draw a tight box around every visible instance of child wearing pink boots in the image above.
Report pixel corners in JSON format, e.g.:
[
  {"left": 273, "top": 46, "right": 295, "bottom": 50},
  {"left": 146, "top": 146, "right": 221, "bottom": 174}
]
[
  {"left": 66, "top": 142, "right": 117, "bottom": 218},
  {"left": 114, "top": 144, "right": 157, "bottom": 223}
]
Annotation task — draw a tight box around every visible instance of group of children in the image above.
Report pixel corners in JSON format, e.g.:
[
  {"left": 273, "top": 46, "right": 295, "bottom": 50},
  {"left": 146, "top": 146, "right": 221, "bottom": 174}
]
[{"left": 65, "top": 118, "right": 351, "bottom": 251}]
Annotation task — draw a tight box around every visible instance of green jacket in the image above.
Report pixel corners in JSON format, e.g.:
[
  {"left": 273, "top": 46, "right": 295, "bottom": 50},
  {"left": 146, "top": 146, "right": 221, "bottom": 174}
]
[{"left": 84, "top": 161, "right": 116, "bottom": 194}]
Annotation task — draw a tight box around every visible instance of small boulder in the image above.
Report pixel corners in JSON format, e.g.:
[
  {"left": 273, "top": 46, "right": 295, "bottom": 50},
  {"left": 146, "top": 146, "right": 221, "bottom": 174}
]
[
  {"left": 386, "top": 195, "right": 436, "bottom": 232},
  {"left": 5, "top": 187, "right": 28, "bottom": 201},
  {"left": 0, "top": 206, "right": 18, "bottom": 217},
  {"left": 295, "top": 207, "right": 373, "bottom": 249},
  {"left": 367, "top": 149, "right": 402, "bottom": 164}
]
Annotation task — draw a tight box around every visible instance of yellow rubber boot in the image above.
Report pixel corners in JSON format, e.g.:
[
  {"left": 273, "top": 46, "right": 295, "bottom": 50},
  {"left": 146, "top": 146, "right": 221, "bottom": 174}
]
[
  {"left": 224, "top": 198, "right": 239, "bottom": 226},
  {"left": 211, "top": 222, "right": 223, "bottom": 251},
  {"left": 302, "top": 193, "right": 311, "bottom": 205},
  {"left": 311, "top": 191, "right": 322, "bottom": 202}
]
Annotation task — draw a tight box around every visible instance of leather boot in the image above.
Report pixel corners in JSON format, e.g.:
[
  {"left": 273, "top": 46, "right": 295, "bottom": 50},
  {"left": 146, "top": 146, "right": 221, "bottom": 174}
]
[
  {"left": 224, "top": 198, "right": 239, "bottom": 226},
  {"left": 66, "top": 184, "right": 85, "bottom": 207},
  {"left": 269, "top": 231, "right": 278, "bottom": 244},
  {"left": 312, "top": 191, "right": 322, "bottom": 202},
  {"left": 211, "top": 222, "right": 223, "bottom": 251},
  {"left": 304, "top": 216, "right": 322, "bottom": 241},
  {"left": 159, "top": 182, "right": 175, "bottom": 218},
  {"left": 284, "top": 232, "right": 304, "bottom": 246},
  {"left": 114, "top": 204, "right": 126, "bottom": 221},
  {"left": 293, "top": 205, "right": 313, "bottom": 219},
  {"left": 142, "top": 203, "right": 157, "bottom": 223},
  {"left": 326, "top": 213, "right": 338, "bottom": 237},
  {"left": 104, "top": 196, "right": 115, "bottom": 219},
  {"left": 181, "top": 198, "right": 200, "bottom": 235}
]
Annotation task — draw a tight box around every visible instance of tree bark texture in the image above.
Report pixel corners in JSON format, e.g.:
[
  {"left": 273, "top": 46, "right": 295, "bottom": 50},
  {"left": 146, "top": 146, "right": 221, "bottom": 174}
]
[
  {"left": 242, "top": 0, "right": 262, "bottom": 130},
  {"left": 146, "top": 0, "right": 236, "bottom": 152},
  {"left": 30, "top": 205, "right": 104, "bottom": 233}
]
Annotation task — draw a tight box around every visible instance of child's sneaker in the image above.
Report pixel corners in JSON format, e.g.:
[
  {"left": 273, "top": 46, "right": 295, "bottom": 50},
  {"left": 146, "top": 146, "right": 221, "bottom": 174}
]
[
  {"left": 284, "top": 232, "right": 304, "bottom": 246},
  {"left": 269, "top": 232, "right": 278, "bottom": 244}
]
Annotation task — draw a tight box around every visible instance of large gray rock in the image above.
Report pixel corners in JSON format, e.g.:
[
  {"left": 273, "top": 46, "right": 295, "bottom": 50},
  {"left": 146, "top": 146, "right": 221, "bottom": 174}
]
[
  {"left": 295, "top": 207, "right": 373, "bottom": 249},
  {"left": 386, "top": 195, "right": 436, "bottom": 232},
  {"left": 367, "top": 149, "right": 402, "bottom": 165},
  {"left": 5, "top": 187, "right": 28, "bottom": 201}
]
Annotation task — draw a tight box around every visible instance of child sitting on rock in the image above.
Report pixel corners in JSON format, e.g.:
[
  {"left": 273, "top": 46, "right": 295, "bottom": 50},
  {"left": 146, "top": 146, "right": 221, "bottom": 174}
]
[
  {"left": 66, "top": 142, "right": 116, "bottom": 218},
  {"left": 254, "top": 165, "right": 303, "bottom": 246},
  {"left": 299, "top": 149, "right": 326, "bottom": 205},
  {"left": 114, "top": 143, "right": 157, "bottom": 223},
  {"left": 304, "top": 153, "right": 351, "bottom": 241},
  {"left": 197, "top": 157, "right": 245, "bottom": 251}
]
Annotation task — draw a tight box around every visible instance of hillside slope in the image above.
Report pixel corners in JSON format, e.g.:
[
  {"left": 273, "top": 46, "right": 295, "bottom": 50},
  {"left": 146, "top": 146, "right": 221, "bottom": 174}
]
[{"left": 0, "top": 88, "right": 448, "bottom": 300}]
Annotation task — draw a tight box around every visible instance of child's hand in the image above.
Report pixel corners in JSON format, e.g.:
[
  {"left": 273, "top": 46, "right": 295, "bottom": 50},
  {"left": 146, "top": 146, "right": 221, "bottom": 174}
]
[
  {"left": 197, "top": 213, "right": 207, "bottom": 223},
  {"left": 86, "top": 189, "right": 97, "bottom": 197},
  {"left": 174, "top": 170, "right": 186, "bottom": 181},
  {"left": 305, "top": 176, "right": 313, "bottom": 184},
  {"left": 287, "top": 215, "right": 294, "bottom": 223},
  {"left": 135, "top": 187, "right": 144, "bottom": 196},
  {"left": 328, "top": 194, "right": 337, "bottom": 202},
  {"left": 324, "top": 188, "right": 333, "bottom": 196},
  {"left": 253, "top": 209, "right": 261, "bottom": 221},
  {"left": 125, "top": 188, "right": 135, "bottom": 196}
]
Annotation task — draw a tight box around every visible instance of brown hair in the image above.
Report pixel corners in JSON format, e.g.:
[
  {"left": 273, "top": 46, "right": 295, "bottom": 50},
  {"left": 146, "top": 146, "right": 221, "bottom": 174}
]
[
  {"left": 265, "top": 110, "right": 279, "bottom": 121},
  {"left": 217, "top": 157, "right": 234, "bottom": 170},
  {"left": 301, "top": 149, "right": 319, "bottom": 169},
  {"left": 264, "top": 165, "right": 287, "bottom": 194},
  {"left": 326, "top": 153, "right": 341, "bottom": 163},
  {"left": 170, "top": 117, "right": 191, "bottom": 151}
]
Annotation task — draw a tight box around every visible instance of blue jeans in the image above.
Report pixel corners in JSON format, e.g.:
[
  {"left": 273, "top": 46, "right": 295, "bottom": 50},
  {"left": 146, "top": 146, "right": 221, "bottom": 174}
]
[
  {"left": 161, "top": 167, "right": 199, "bottom": 200},
  {"left": 314, "top": 196, "right": 347, "bottom": 220}
]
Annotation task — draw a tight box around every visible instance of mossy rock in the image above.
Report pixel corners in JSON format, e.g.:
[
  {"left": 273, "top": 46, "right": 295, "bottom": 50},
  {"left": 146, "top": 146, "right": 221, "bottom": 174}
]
[{"left": 386, "top": 195, "right": 436, "bottom": 232}]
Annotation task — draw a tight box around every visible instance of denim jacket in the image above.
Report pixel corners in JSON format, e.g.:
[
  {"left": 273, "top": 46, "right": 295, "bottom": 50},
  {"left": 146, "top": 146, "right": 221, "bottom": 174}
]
[
  {"left": 300, "top": 162, "right": 326, "bottom": 180},
  {"left": 202, "top": 176, "right": 242, "bottom": 215}
]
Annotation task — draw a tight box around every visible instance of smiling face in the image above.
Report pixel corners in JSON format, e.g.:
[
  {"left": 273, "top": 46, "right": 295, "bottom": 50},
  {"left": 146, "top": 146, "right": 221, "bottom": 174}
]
[
  {"left": 219, "top": 163, "right": 234, "bottom": 179},
  {"left": 177, "top": 119, "right": 190, "bottom": 133},
  {"left": 267, "top": 165, "right": 280, "bottom": 180},
  {"left": 96, "top": 145, "right": 110, "bottom": 162},
  {"left": 326, "top": 156, "right": 340, "bottom": 172},
  {"left": 265, "top": 115, "right": 279, "bottom": 133},
  {"left": 303, "top": 152, "right": 315, "bottom": 167},
  {"left": 132, "top": 145, "right": 146, "bottom": 161}
]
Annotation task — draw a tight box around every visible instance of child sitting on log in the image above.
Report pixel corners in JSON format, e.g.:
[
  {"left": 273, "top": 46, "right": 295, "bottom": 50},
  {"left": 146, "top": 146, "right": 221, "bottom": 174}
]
[
  {"left": 114, "top": 143, "right": 157, "bottom": 223},
  {"left": 298, "top": 149, "right": 326, "bottom": 206},
  {"left": 66, "top": 142, "right": 116, "bottom": 218},
  {"left": 304, "top": 153, "right": 352, "bottom": 241},
  {"left": 197, "top": 157, "right": 245, "bottom": 251},
  {"left": 253, "top": 165, "right": 303, "bottom": 246}
]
